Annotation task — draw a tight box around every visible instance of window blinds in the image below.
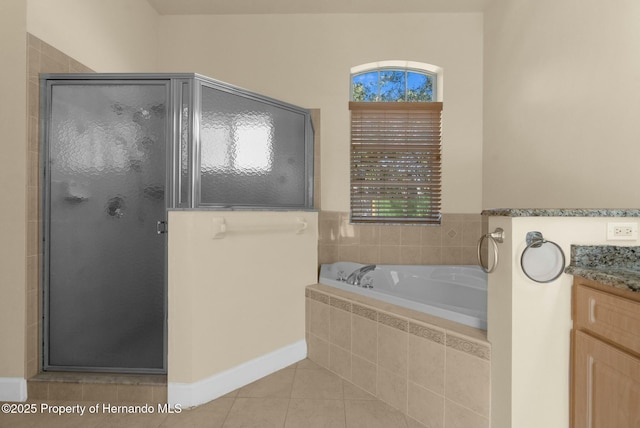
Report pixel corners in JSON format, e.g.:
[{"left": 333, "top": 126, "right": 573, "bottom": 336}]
[{"left": 349, "top": 102, "right": 442, "bottom": 224}]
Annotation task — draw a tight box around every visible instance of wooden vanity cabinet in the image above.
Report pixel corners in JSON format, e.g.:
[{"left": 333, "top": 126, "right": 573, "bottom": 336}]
[{"left": 571, "top": 278, "right": 640, "bottom": 428}]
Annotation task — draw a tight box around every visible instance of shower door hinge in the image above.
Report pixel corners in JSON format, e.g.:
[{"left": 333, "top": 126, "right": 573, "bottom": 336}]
[{"left": 156, "top": 220, "right": 168, "bottom": 235}]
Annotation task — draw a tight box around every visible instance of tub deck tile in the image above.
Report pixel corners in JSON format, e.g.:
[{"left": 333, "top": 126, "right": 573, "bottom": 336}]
[
  {"left": 329, "top": 296, "right": 352, "bottom": 312},
  {"left": 409, "top": 322, "right": 445, "bottom": 345},
  {"left": 378, "top": 312, "right": 408, "bottom": 332},
  {"left": 352, "top": 303, "right": 377, "bottom": 322},
  {"left": 445, "top": 333, "right": 491, "bottom": 361}
]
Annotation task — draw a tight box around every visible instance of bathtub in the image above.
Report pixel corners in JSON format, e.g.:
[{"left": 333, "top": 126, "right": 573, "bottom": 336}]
[{"left": 318, "top": 262, "right": 487, "bottom": 330}]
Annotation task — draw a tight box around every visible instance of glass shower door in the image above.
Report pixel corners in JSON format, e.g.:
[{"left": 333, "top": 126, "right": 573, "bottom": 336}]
[{"left": 44, "top": 82, "right": 168, "bottom": 373}]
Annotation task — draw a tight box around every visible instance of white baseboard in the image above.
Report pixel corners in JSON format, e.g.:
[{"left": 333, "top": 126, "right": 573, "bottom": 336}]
[
  {"left": 168, "top": 339, "right": 307, "bottom": 408},
  {"left": 0, "top": 377, "right": 27, "bottom": 402}
]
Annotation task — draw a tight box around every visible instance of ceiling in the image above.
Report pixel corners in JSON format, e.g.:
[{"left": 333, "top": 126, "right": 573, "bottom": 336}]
[{"left": 146, "top": 0, "right": 490, "bottom": 15}]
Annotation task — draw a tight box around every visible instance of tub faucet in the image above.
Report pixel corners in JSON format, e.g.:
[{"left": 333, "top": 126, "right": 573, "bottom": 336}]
[{"left": 346, "top": 265, "right": 376, "bottom": 286}]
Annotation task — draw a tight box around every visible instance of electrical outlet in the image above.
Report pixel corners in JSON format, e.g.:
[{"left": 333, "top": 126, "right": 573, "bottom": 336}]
[{"left": 607, "top": 222, "right": 639, "bottom": 240}]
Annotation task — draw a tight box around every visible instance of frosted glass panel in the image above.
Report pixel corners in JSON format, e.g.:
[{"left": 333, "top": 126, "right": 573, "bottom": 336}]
[
  {"left": 47, "top": 83, "right": 167, "bottom": 371},
  {"left": 200, "top": 85, "right": 307, "bottom": 206}
]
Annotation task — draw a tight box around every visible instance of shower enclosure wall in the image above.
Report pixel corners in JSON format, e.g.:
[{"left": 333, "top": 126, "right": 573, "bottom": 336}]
[{"left": 41, "top": 73, "right": 314, "bottom": 374}]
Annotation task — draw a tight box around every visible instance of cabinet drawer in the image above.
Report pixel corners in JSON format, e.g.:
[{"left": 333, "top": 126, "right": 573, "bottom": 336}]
[{"left": 575, "top": 285, "right": 640, "bottom": 357}]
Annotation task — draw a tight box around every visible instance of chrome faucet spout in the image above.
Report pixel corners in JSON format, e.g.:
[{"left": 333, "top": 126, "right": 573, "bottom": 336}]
[{"left": 346, "top": 265, "right": 376, "bottom": 286}]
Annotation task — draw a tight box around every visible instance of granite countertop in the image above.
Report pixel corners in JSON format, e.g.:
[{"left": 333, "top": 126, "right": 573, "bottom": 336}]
[
  {"left": 564, "top": 245, "right": 640, "bottom": 293},
  {"left": 482, "top": 208, "right": 640, "bottom": 217}
]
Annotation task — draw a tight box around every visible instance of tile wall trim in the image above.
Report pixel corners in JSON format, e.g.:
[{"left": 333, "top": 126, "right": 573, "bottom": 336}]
[
  {"left": 409, "top": 322, "right": 445, "bottom": 345},
  {"left": 329, "top": 296, "right": 351, "bottom": 312},
  {"left": 446, "top": 334, "right": 491, "bottom": 360},
  {"left": 306, "top": 288, "right": 329, "bottom": 304},
  {"left": 378, "top": 312, "right": 409, "bottom": 332},
  {"left": 352, "top": 303, "right": 377, "bottom": 321}
]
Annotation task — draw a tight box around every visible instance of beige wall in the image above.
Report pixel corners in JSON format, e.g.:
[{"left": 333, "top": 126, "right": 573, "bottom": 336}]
[
  {"left": 0, "top": 0, "right": 28, "bottom": 380},
  {"left": 0, "top": 0, "right": 160, "bottom": 386},
  {"left": 157, "top": 13, "right": 484, "bottom": 214},
  {"left": 483, "top": 0, "right": 640, "bottom": 209},
  {"left": 27, "top": 0, "right": 159, "bottom": 72},
  {"left": 167, "top": 211, "right": 318, "bottom": 383},
  {"left": 487, "top": 216, "right": 640, "bottom": 428}
]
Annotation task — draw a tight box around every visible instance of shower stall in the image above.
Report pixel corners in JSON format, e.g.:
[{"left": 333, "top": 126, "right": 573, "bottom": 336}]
[{"left": 41, "top": 73, "right": 314, "bottom": 374}]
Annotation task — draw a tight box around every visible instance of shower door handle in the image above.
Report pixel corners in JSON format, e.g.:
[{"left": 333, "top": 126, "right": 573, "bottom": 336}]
[{"left": 157, "top": 220, "right": 168, "bottom": 235}]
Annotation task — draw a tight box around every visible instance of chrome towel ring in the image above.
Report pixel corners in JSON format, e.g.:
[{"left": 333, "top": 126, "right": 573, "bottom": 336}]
[
  {"left": 477, "top": 228, "right": 505, "bottom": 273},
  {"left": 520, "top": 231, "right": 565, "bottom": 283}
]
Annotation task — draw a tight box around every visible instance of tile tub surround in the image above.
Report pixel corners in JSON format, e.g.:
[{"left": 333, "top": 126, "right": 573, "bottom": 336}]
[
  {"left": 305, "top": 285, "right": 490, "bottom": 428},
  {"left": 318, "top": 211, "right": 487, "bottom": 266}
]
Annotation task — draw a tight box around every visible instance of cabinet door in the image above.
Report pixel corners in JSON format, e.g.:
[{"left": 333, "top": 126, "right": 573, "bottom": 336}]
[{"left": 573, "top": 330, "right": 640, "bottom": 428}]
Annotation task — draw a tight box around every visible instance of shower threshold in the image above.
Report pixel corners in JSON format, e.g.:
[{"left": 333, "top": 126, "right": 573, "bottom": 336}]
[{"left": 28, "top": 372, "right": 167, "bottom": 403}]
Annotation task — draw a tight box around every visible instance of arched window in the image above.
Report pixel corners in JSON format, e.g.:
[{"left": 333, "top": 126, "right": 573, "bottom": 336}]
[
  {"left": 349, "top": 61, "right": 443, "bottom": 224},
  {"left": 351, "top": 60, "right": 443, "bottom": 102}
]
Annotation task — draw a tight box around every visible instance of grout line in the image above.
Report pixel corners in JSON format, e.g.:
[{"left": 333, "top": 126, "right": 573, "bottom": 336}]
[
  {"left": 443, "top": 338, "right": 448, "bottom": 427},
  {"left": 219, "top": 394, "right": 236, "bottom": 428},
  {"left": 282, "top": 395, "right": 293, "bottom": 428}
]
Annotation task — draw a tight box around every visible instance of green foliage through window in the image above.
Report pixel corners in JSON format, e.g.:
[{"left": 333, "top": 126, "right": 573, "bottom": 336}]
[{"left": 351, "top": 69, "right": 435, "bottom": 102}]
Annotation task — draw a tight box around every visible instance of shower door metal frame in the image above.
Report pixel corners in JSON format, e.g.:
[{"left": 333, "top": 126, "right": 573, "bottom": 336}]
[
  {"left": 41, "top": 72, "right": 315, "bottom": 374},
  {"left": 41, "top": 74, "right": 181, "bottom": 374},
  {"left": 187, "top": 74, "right": 315, "bottom": 210}
]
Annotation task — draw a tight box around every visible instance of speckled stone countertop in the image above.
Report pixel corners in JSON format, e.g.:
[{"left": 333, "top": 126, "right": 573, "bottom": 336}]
[
  {"left": 482, "top": 208, "right": 640, "bottom": 217},
  {"left": 564, "top": 245, "right": 640, "bottom": 292}
]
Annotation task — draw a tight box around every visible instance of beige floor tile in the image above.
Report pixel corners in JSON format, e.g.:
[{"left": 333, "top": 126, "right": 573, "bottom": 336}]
[
  {"left": 222, "top": 397, "right": 289, "bottom": 428},
  {"left": 96, "top": 412, "right": 168, "bottom": 428},
  {"left": 291, "top": 368, "right": 343, "bottom": 400},
  {"left": 30, "top": 412, "right": 106, "bottom": 428},
  {"left": 0, "top": 411, "right": 38, "bottom": 428},
  {"left": 221, "top": 388, "right": 239, "bottom": 399},
  {"left": 160, "top": 397, "right": 234, "bottom": 428},
  {"left": 237, "top": 369, "right": 295, "bottom": 398},
  {"left": 4, "top": 401, "right": 105, "bottom": 428},
  {"left": 344, "top": 400, "right": 408, "bottom": 428},
  {"left": 296, "top": 358, "right": 323, "bottom": 370},
  {"left": 284, "top": 399, "right": 346, "bottom": 428}
]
